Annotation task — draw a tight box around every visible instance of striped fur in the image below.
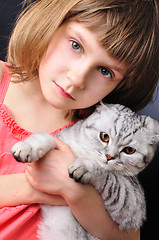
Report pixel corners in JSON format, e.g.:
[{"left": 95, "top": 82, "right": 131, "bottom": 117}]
[{"left": 11, "top": 103, "right": 159, "bottom": 239}]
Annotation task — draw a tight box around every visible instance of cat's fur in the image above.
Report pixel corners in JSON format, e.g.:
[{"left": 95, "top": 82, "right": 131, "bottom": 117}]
[{"left": 11, "top": 103, "right": 159, "bottom": 240}]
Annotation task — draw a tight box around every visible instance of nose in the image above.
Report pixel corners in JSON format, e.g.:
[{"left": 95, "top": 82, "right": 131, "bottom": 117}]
[
  {"left": 67, "top": 69, "right": 87, "bottom": 89},
  {"left": 106, "top": 154, "right": 115, "bottom": 161}
]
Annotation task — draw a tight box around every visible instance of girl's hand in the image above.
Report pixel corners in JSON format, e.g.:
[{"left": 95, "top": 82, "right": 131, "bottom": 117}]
[
  {"left": 25, "top": 137, "right": 78, "bottom": 198},
  {"left": 25, "top": 137, "right": 140, "bottom": 240}
]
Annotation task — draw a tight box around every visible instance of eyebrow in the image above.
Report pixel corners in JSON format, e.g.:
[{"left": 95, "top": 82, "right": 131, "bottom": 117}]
[
  {"left": 73, "top": 31, "right": 88, "bottom": 49},
  {"left": 111, "top": 65, "right": 127, "bottom": 76},
  {"left": 68, "top": 26, "right": 91, "bottom": 50},
  {"left": 68, "top": 27, "right": 127, "bottom": 76}
]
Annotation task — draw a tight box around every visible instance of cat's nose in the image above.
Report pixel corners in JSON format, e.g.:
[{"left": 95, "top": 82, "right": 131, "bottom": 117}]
[{"left": 106, "top": 154, "right": 114, "bottom": 161}]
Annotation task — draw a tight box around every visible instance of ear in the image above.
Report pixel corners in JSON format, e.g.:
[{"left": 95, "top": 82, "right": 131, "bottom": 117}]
[
  {"left": 96, "top": 101, "right": 109, "bottom": 112},
  {"left": 145, "top": 116, "right": 159, "bottom": 144},
  {"left": 84, "top": 102, "right": 108, "bottom": 127},
  {"left": 99, "top": 100, "right": 105, "bottom": 107},
  {"left": 152, "top": 135, "right": 159, "bottom": 144}
]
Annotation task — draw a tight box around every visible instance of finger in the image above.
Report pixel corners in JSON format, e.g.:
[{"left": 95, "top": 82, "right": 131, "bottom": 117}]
[
  {"left": 25, "top": 166, "right": 42, "bottom": 191},
  {"left": 26, "top": 164, "right": 35, "bottom": 177},
  {"left": 26, "top": 162, "right": 41, "bottom": 177},
  {"left": 27, "top": 161, "right": 40, "bottom": 170},
  {"left": 53, "top": 137, "right": 71, "bottom": 152},
  {"left": 25, "top": 168, "right": 34, "bottom": 186}
]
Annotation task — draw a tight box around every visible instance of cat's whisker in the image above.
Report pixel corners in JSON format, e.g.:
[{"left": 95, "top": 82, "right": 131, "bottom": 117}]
[
  {"left": 124, "top": 166, "right": 141, "bottom": 188},
  {"left": 124, "top": 166, "right": 134, "bottom": 176}
]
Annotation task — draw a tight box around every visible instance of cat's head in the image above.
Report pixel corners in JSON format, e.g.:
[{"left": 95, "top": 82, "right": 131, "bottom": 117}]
[{"left": 85, "top": 103, "right": 159, "bottom": 175}]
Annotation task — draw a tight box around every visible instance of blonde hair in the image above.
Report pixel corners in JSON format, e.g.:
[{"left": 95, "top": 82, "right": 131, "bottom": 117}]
[{"left": 7, "top": 0, "right": 159, "bottom": 118}]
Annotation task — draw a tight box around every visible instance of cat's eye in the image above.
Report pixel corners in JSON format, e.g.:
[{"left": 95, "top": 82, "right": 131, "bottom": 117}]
[
  {"left": 100, "top": 132, "right": 109, "bottom": 143},
  {"left": 122, "top": 147, "right": 136, "bottom": 155}
]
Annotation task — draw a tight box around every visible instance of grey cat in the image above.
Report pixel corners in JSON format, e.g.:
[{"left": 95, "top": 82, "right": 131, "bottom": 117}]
[{"left": 11, "top": 103, "right": 159, "bottom": 240}]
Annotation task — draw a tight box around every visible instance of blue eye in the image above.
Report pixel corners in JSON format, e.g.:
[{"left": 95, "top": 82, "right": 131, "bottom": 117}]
[
  {"left": 98, "top": 67, "right": 112, "bottom": 78},
  {"left": 70, "top": 40, "right": 81, "bottom": 53}
]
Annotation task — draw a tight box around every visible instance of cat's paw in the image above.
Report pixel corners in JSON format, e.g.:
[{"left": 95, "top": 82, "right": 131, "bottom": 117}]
[
  {"left": 68, "top": 159, "right": 92, "bottom": 184},
  {"left": 11, "top": 141, "right": 38, "bottom": 163},
  {"left": 11, "top": 133, "right": 55, "bottom": 163}
]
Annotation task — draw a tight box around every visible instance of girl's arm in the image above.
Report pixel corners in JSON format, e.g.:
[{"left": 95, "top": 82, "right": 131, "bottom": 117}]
[
  {"left": 0, "top": 173, "right": 66, "bottom": 208},
  {"left": 0, "top": 61, "right": 66, "bottom": 208},
  {"left": 26, "top": 137, "right": 140, "bottom": 240},
  {"left": 0, "top": 60, "right": 4, "bottom": 81}
]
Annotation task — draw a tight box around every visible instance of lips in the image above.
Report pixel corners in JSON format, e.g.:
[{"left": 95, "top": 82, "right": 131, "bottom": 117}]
[{"left": 54, "top": 81, "right": 75, "bottom": 100}]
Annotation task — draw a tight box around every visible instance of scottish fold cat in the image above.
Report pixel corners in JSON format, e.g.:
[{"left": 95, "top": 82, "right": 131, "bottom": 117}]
[{"left": 11, "top": 103, "right": 159, "bottom": 240}]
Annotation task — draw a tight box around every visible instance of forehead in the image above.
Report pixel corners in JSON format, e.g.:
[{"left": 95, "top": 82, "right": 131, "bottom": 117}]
[
  {"left": 66, "top": 4, "right": 151, "bottom": 78},
  {"left": 61, "top": 21, "right": 127, "bottom": 75}
]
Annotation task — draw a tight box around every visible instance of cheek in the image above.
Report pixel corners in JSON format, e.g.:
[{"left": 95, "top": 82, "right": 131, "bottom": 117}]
[
  {"left": 39, "top": 39, "right": 68, "bottom": 75},
  {"left": 123, "top": 153, "right": 145, "bottom": 170},
  {"left": 80, "top": 82, "right": 118, "bottom": 108},
  {"left": 87, "top": 84, "right": 114, "bottom": 103},
  {"left": 94, "top": 76, "right": 120, "bottom": 94}
]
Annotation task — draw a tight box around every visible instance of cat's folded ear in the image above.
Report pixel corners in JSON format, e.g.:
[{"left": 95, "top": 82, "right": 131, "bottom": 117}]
[
  {"left": 84, "top": 102, "right": 108, "bottom": 128},
  {"left": 152, "top": 135, "right": 159, "bottom": 144},
  {"left": 145, "top": 116, "right": 159, "bottom": 144},
  {"left": 152, "top": 123, "right": 159, "bottom": 144},
  {"left": 99, "top": 100, "right": 105, "bottom": 107},
  {"left": 97, "top": 101, "right": 109, "bottom": 112}
]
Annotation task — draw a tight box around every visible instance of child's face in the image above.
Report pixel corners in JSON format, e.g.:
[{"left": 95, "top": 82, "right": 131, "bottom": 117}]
[{"left": 39, "top": 21, "right": 127, "bottom": 111}]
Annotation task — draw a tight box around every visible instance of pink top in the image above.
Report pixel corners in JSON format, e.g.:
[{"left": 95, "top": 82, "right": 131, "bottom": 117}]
[{"left": 0, "top": 63, "right": 75, "bottom": 240}]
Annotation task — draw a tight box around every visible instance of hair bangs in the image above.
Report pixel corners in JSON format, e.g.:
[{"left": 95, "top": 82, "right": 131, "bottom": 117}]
[
  {"left": 7, "top": 0, "right": 159, "bottom": 114},
  {"left": 66, "top": 0, "right": 158, "bottom": 89}
]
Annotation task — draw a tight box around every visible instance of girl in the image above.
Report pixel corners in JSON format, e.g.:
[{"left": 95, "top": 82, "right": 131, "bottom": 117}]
[{"left": 0, "top": 0, "right": 158, "bottom": 239}]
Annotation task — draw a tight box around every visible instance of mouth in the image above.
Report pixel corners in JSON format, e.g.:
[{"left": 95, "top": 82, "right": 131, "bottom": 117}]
[{"left": 54, "top": 81, "right": 75, "bottom": 100}]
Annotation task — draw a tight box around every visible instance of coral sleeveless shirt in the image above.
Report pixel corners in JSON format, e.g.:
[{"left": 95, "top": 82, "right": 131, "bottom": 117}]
[{"left": 0, "top": 63, "right": 75, "bottom": 240}]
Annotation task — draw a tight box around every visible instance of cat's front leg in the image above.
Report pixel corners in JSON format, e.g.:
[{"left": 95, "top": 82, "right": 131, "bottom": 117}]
[
  {"left": 68, "top": 158, "right": 102, "bottom": 184},
  {"left": 11, "top": 133, "right": 55, "bottom": 163}
]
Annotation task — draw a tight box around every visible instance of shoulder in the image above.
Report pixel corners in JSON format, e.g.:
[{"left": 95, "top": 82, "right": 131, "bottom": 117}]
[{"left": 0, "top": 61, "right": 4, "bottom": 83}]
